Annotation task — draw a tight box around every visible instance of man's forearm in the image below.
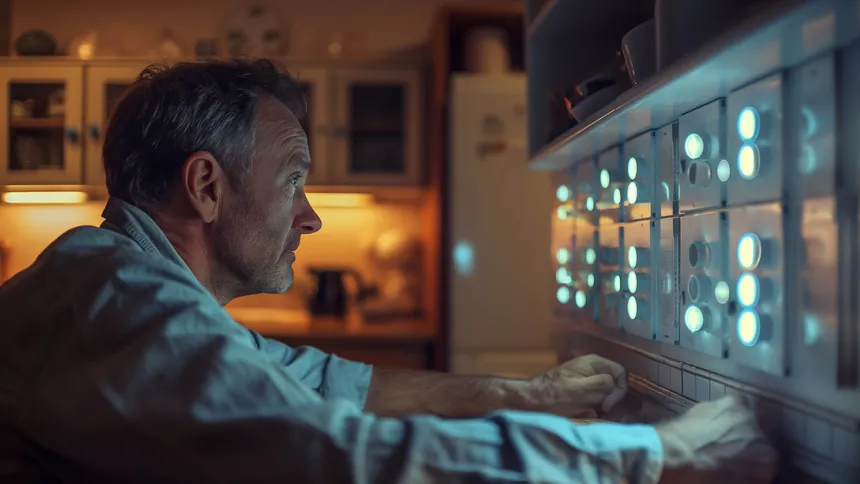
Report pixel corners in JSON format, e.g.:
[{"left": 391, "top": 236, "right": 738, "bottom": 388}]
[{"left": 365, "top": 367, "right": 543, "bottom": 418}]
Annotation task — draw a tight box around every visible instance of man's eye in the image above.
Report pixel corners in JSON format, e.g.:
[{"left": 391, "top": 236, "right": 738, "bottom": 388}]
[{"left": 289, "top": 174, "right": 302, "bottom": 187}]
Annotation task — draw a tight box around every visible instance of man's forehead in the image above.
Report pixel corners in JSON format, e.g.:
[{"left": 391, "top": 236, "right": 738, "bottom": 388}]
[{"left": 255, "top": 98, "right": 309, "bottom": 153}]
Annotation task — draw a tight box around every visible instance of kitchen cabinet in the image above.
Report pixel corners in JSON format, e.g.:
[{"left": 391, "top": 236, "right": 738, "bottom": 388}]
[
  {"left": 0, "top": 63, "right": 84, "bottom": 185},
  {"left": 0, "top": 59, "right": 425, "bottom": 190}
]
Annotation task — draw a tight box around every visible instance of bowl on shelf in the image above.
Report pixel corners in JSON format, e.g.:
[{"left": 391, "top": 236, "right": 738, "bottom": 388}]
[
  {"left": 622, "top": 19, "right": 657, "bottom": 85},
  {"left": 570, "top": 83, "right": 624, "bottom": 124}
]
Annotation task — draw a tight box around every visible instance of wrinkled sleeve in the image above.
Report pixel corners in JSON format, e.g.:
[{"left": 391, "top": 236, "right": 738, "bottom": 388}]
[
  {"left": 251, "top": 332, "right": 372, "bottom": 407},
  {"left": 15, "top": 252, "right": 663, "bottom": 483}
]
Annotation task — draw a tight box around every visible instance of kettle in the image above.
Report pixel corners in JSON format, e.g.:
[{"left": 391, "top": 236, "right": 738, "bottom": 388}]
[{"left": 307, "top": 267, "right": 374, "bottom": 318}]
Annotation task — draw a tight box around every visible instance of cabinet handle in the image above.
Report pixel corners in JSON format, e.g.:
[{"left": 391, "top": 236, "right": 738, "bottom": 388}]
[
  {"left": 89, "top": 124, "right": 100, "bottom": 140},
  {"left": 65, "top": 128, "right": 80, "bottom": 143}
]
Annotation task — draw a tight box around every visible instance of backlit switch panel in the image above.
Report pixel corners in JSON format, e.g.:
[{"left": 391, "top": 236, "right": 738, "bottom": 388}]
[
  {"left": 598, "top": 147, "right": 624, "bottom": 223},
  {"left": 678, "top": 100, "right": 726, "bottom": 213},
  {"left": 680, "top": 212, "right": 729, "bottom": 358},
  {"left": 726, "top": 74, "right": 784, "bottom": 206},
  {"left": 624, "top": 132, "right": 655, "bottom": 222},
  {"left": 598, "top": 224, "right": 623, "bottom": 328},
  {"left": 728, "top": 204, "right": 785, "bottom": 376},
  {"left": 552, "top": 171, "right": 576, "bottom": 316},
  {"left": 624, "top": 220, "right": 653, "bottom": 339}
]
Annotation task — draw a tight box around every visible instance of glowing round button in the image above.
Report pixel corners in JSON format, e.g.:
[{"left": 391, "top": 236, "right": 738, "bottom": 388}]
[
  {"left": 628, "top": 246, "right": 648, "bottom": 269},
  {"left": 685, "top": 133, "right": 705, "bottom": 160},
  {"left": 556, "top": 185, "right": 571, "bottom": 202},
  {"left": 737, "top": 309, "right": 771, "bottom": 346},
  {"left": 600, "top": 169, "right": 611, "bottom": 189},
  {"left": 587, "top": 273, "right": 595, "bottom": 287},
  {"left": 556, "top": 286, "right": 571, "bottom": 304},
  {"left": 627, "top": 182, "right": 639, "bottom": 204},
  {"left": 684, "top": 305, "right": 711, "bottom": 333},
  {"left": 737, "top": 144, "right": 760, "bottom": 180},
  {"left": 714, "top": 281, "right": 730, "bottom": 304},
  {"left": 586, "top": 197, "right": 595, "bottom": 211},
  {"left": 628, "top": 157, "right": 638, "bottom": 180},
  {"left": 737, "top": 106, "right": 760, "bottom": 141},
  {"left": 717, "top": 159, "right": 731, "bottom": 182},
  {"left": 613, "top": 188, "right": 622, "bottom": 205},
  {"left": 556, "top": 205, "right": 568, "bottom": 220},
  {"left": 627, "top": 297, "right": 648, "bottom": 320},
  {"left": 736, "top": 273, "right": 760, "bottom": 308},
  {"left": 613, "top": 274, "right": 622, "bottom": 292},
  {"left": 737, "top": 233, "right": 762, "bottom": 270},
  {"left": 575, "top": 290, "right": 587, "bottom": 308},
  {"left": 585, "top": 248, "right": 597, "bottom": 265},
  {"left": 628, "top": 271, "right": 638, "bottom": 293},
  {"left": 556, "top": 248, "right": 570, "bottom": 265},
  {"left": 556, "top": 267, "right": 572, "bottom": 285}
]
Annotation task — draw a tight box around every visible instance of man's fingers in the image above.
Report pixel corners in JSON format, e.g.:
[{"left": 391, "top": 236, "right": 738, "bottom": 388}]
[{"left": 572, "top": 374, "right": 616, "bottom": 407}]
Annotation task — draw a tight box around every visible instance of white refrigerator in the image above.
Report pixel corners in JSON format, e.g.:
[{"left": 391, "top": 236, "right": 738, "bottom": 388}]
[{"left": 447, "top": 73, "right": 557, "bottom": 378}]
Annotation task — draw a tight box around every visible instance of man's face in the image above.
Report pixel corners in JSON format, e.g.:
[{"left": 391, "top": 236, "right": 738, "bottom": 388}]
[{"left": 213, "top": 97, "right": 321, "bottom": 296}]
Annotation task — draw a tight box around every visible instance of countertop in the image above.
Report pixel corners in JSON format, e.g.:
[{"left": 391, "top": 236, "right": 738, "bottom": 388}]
[{"left": 227, "top": 307, "right": 437, "bottom": 343}]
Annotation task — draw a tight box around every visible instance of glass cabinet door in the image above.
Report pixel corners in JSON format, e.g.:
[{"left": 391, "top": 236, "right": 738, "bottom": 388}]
[
  {"left": 84, "top": 64, "right": 147, "bottom": 187},
  {"left": 0, "top": 65, "right": 84, "bottom": 185},
  {"left": 331, "top": 69, "right": 422, "bottom": 186},
  {"left": 294, "top": 68, "right": 330, "bottom": 186}
]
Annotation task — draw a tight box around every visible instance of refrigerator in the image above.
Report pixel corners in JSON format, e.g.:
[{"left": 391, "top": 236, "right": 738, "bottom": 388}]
[{"left": 447, "top": 73, "right": 557, "bottom": 378}]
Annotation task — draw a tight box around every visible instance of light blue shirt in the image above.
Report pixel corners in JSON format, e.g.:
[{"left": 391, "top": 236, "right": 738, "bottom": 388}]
[{"left": 0, "top": 197, "right": 663, "bottom": 483}]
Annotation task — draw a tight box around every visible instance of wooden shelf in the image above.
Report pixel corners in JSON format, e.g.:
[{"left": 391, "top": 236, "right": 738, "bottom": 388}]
[
  {"left": 529, "top": 0, "right": 858, "bottom": 171},
  {"left": 9, "top": 117, "right": 64, "bottom": 129}
]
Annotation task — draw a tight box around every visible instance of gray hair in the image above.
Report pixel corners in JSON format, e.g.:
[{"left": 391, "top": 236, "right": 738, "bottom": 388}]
[{"left": 102, "top": 58, "right": 308, "bottom": 206}]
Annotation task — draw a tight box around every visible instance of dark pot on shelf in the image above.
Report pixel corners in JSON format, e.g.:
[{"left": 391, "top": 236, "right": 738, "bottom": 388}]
[{"left": 15, "top": 30, "right": 58, "bottom": 56}]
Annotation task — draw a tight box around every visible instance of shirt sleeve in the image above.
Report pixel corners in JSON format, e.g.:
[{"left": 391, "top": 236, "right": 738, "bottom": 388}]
[
  {"left": 14, "top": 252, "right": 663, "bottom": 483},
  {"left": 251, "top": 332, "right": 372, "bottom": 408}
]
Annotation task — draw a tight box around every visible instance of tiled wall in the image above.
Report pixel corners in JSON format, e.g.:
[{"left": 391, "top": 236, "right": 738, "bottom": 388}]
[{"left": 561, "top": 329, "right": 860, "bottom": 483}]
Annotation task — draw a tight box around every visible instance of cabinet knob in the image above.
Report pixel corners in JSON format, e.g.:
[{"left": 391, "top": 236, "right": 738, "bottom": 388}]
[
  {"left": 65, "top": 128, "right": 80, "bottom": 142},
  {"left": 89, "top": 124, "right": 100, "bottom": 140}
]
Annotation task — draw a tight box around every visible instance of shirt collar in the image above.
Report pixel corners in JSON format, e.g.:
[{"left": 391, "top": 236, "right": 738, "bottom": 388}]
[{"left": 100, "top": 196, "right": 190, "bottom": 270}]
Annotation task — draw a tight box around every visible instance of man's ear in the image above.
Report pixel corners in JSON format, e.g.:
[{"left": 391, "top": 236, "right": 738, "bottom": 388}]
[{"left": 180, "top": 151, "right": 225, "bottom": 224}]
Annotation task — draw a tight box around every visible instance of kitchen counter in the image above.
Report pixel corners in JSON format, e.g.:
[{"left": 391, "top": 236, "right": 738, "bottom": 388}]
[{"left": 227, "top": 307, "right": 439, "bottom": 370}]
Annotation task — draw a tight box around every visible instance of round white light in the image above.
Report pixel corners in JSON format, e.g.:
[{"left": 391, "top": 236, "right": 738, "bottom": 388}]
[
  {"left": 586, "top": 197, "right": 595, "bottom": 211},
  {"left": 737, "top": 273, "right": 760, "bottom": 308},
  {"left": 627, "top": 157, "right": 638, "bottom": 180},
  {"left": 556, "top": 248, "right": 570, "bottom": 265},
  {"left": 737, "top": 310, "right": 761, "bottom": 346},
  {"left": 737, "top": 106, "right": 760, "bottom": 141},
  {"left": 587, "top": 273, "right": 595, "bottom": 287},
  {"left": 684, "top": 305, "right": 706, "bottom": 333},
  {"left": 556, "top": 267, "right": 572, "bottom": 285},
  {"left": 627, "top": 296, "right": 639, "bottom": 319},
  {"left": 627, "top": 182, "right": 639, "bottom": 204},
  {"left": 613, "top": 275, "right": 622, "bottom": 292},
  {"left": 556, "top": 286, "right": 571, "bottom": 304},
  {"left": 717, "top": 159, "right": 731, "bottom": 182},
  {"left": 613, "top": 188, "right": 622, "bottom": 205},
  {"left": 556, "top": 205, "right": 568, "bottom": 220},
  {"left": 737, "top": 144, "right": 760, "bottom": 180},
  {"left": 714, "top": 281, "right": 730, "bottom": 304},
  {"left": 585, "top": 248, "right": 596, "bottom": 265},
  {"left": 600, "top": 169, "right": 611, "bottom": 189},
  {"left": 575, "top": 290, "right": 587, "bottom": 308},
  {"left": 628, "top": 271, "right": 638, "bottom": 293},
  {"left": 737, "top": 233, "right": 761, "bottom": 270},
  {"left": 627, "top": 246, "right": 646, "bottom": 269},
  {"left": 685, "top": 133, "right": 705, "bottom": 160},
  {"left": 556, "top": 185, "right": 571, "bottom": 202}
]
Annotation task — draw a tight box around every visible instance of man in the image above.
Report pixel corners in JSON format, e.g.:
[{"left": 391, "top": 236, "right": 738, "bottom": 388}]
[{"left": 0, "top": 59, "right": 771, "bottom": 483}]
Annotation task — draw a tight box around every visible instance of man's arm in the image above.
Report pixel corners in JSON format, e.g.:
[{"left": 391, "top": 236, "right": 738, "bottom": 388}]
[{"left": 14, "top": 252, "right": 664, "bottom": 483}]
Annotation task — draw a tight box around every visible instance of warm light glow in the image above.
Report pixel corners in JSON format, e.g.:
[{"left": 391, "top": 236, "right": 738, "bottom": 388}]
[
  {"left": 307, "top": 192, "right": 373, "bottom": 208},
  {"left": 2, "top": 191, "right": 88, "bottom": 205}
]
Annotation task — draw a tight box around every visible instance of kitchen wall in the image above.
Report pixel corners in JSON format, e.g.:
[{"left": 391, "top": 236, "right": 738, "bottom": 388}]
[
  {"left": 0, "top": 200, "right": 424, "bottom": 309},
  {"left": 9, "top": 0, "right": 513, "bottom": 59}
]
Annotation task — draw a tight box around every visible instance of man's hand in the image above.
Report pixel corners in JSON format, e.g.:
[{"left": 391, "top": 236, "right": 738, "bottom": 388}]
[
  {"left": 656, "top": 395, "right": 777, "bottom": 478},
  {"left": 527, "top": 354, "right": 628, "bottom": 418}
]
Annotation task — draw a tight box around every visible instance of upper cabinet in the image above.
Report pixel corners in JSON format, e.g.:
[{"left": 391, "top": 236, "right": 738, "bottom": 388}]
[
  {"left": 0, "top": 63, "right": 84, "bottom": 185},
  {"left": 0, "top": 59, "right": 425, "bottom": 190},
  {"left": 330, "top": 69, "right": 422, "bottom": 186}
]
